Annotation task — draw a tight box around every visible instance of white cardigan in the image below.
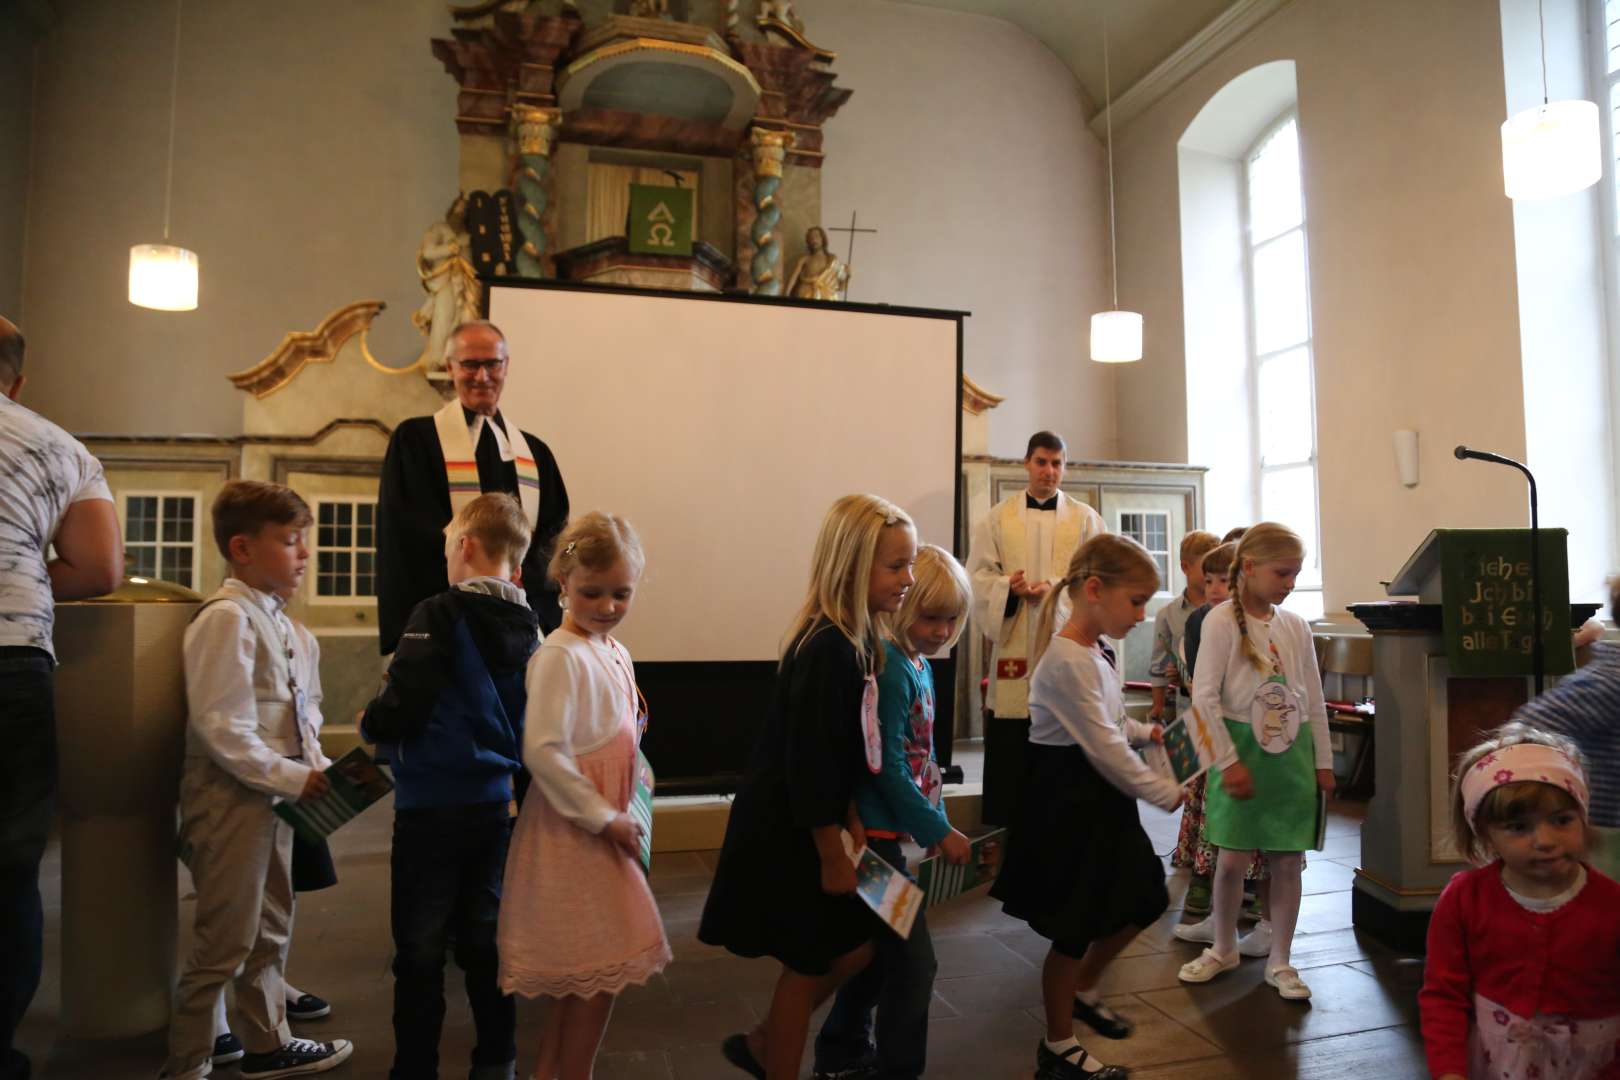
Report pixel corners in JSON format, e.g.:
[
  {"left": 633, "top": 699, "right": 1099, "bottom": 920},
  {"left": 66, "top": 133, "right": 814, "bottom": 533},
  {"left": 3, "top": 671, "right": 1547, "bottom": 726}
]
[
  {"left": 1188, "top": 601, "right": 1332, "bottom": 771},
  {"left": 523, "top": 630, "right": 638, "bottom": 834}
]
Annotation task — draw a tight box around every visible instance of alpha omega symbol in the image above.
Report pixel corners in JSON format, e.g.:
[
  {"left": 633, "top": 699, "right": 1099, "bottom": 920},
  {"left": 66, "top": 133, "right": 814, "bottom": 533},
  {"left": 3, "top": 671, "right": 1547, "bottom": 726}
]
[{"left": 646, "top": 201, "right": 676, "bottom": 248}]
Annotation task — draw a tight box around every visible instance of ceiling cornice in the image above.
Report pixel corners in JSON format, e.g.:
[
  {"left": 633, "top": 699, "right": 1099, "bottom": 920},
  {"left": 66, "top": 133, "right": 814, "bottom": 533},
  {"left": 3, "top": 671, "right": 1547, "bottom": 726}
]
[{"left": 1088, "top": 0, "right": 1287, "bottom": 139}]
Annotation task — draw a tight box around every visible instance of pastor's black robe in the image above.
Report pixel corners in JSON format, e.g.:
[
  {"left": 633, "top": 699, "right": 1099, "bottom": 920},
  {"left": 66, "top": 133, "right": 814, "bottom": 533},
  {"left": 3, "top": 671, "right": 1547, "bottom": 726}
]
[{"left": 376, "top": 408, "right": 568, "bottom": 653}]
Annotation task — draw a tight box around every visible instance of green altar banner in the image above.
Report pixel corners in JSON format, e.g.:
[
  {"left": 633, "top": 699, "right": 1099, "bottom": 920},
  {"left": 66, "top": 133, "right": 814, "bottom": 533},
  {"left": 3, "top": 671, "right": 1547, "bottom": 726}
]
[
  {"left": 1439, "top": 528, "right": 1572, "bottom": 676},
  {"left": 627, "top": 184, "right": 694, "bottom": 256}
]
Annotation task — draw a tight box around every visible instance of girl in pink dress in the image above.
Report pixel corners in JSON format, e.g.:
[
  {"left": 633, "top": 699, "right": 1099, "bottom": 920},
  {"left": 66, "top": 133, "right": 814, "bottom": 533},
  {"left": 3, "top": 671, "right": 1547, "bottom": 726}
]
[
  {"left": 1420, "top": 723, "right": 1620, "bottom": 1080},
  {"left": 497, "top": 512, "right": 670, "bottom": 1080}
]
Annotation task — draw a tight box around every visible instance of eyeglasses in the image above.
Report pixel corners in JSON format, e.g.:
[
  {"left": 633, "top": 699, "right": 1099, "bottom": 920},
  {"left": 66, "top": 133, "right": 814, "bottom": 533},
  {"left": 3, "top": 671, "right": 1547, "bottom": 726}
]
[{"left": 454, "top": 357, "right": 507, "bottom": 375}]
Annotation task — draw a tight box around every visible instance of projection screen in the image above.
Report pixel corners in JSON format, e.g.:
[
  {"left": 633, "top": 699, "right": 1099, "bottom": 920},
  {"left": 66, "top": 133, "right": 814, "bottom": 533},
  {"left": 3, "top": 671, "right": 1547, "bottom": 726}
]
[{"left": 489, "top": 282, "right": 961, "bottom": 662}]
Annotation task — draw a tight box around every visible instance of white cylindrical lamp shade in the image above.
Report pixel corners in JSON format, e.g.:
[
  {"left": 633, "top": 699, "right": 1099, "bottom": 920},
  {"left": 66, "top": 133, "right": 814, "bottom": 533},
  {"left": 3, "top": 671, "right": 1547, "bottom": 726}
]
[
  {"left": 128, "top": 244, "right": 199, "bottom": 311},
  {"left": 1501, "top": 99, "right": 1601, "bottom": 201},
  {"left": 1090, "top": 310, "right": 1143, "bottom": 363}
]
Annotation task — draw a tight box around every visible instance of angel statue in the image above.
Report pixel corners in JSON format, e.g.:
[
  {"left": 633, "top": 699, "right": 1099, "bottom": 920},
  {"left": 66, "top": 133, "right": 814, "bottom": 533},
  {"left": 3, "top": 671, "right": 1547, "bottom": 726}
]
[
  {"left": 785, "top": 225, "right": 851, "bottom": 301},
  {"left": 413, "top": 194, "right": 481, "bottom": 372}
]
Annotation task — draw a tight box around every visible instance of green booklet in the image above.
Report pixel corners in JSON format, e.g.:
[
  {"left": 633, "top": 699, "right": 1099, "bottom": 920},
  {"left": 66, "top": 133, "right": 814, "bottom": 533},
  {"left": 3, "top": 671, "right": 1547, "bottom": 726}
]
[
  {"left": 1142, "top": 709, "right": 1218, "bottom": 788},
  {"left": 913, "top": 828, "right": 1006, "bottom": 910},
  {"left": 629, "top": 749, "right": 655, "bottom": 873},
  {"left": 274, "top": 746, "right": 393, "bottom": 844}
]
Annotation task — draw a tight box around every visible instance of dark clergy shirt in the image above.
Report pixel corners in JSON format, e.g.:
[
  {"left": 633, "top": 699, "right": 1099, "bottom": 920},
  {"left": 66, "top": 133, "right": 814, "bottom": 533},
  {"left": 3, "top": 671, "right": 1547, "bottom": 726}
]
[{"left": 376, "top": 407, "right": 568, "bottom": 653}]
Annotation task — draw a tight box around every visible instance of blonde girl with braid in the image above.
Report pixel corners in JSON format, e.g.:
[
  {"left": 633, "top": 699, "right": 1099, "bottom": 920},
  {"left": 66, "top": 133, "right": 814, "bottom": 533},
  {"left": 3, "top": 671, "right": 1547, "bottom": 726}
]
[
  {"left": 991, "top": 535, "right": 1184, "bottom": 1080},
  {"left": 1177, "top": 522, "right": 1333, "bottom": 1001}
]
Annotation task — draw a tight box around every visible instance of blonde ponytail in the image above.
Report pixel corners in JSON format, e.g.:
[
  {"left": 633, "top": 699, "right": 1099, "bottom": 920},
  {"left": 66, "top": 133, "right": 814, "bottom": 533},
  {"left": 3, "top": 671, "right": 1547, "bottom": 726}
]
[
  {"left": 1228, "top": 521, "right": 1305, "bottom": 673},
  {"left": 1031, "top": 534, "right": 1160, "bottom": 669}
]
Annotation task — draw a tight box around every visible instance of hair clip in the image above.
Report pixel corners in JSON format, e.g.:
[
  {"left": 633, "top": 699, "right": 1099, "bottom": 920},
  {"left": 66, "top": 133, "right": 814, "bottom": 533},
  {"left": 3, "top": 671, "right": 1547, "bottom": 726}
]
[{"left": 563, "top": 541, "right": 577, "bottom": 557}]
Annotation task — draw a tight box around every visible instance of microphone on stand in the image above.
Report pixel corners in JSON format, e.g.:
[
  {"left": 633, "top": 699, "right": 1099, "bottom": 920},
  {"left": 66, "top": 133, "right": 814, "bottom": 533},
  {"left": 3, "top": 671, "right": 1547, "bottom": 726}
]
[{"left": 1454, "top": 445, "right": 1544, "bottom": 694}]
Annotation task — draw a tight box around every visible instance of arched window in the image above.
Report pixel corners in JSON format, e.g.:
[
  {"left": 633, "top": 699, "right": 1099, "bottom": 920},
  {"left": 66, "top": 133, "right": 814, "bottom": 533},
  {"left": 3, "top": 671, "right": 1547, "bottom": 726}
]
[
  {"left": 1180, "top": 62, "right": 1323, "bottom": 619},
  {"left": 1245, "top": 113, "right": 1322, "bottom": 618}
]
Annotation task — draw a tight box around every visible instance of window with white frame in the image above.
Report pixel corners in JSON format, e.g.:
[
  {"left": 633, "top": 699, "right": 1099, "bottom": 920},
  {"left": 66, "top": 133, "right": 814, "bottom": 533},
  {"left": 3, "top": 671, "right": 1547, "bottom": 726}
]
[
  {"left": 313, "top": 498, "right": 377, "bottom": 600},
  {"left": 1246, "top": 114, "right": 1324, "bottom": 619},
  {"left": 122, "top": 493, "right": 200, "bottom": 588},
  {"left": 1604, "top": 2, "right": 1620, "bottom": 221},
  {"left": 1118, "top": 511, "right": 1171, "bottom": 589}
]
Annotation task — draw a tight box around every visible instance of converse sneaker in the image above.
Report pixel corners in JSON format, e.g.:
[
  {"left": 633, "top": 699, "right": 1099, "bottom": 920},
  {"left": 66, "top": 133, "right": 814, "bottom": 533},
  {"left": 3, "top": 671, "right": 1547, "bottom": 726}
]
[
  {"left": 1177, "top": 947, "right": 1239, "bottom": 984},
  {"left": 211, "top": 1033, "right": 245, "bottom": 1066},
  {"left": 238, "top": 1037, "right": 353, "bottom": 1079},
  {"left": 1237, "top": 919, "right": 1273, "bottom": 958},
  {"left": 1172, "top": 916, "right": 1215, "bottom": 944},
  {"left": 285, "top": 993, "right": 331, "bottom": 1022}
]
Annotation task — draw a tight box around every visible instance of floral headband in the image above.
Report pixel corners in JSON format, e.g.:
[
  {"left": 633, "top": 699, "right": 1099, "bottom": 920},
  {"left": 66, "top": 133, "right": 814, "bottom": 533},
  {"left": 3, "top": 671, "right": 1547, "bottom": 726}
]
[{"left": 1461, "top": 742, "right": 1589, "bottom": 835}]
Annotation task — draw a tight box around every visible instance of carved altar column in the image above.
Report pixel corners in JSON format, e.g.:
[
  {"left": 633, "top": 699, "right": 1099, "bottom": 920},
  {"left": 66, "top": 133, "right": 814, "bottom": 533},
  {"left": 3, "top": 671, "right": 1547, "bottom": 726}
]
[
  {"left": 748, "top": 127, "right": 793, "bottom": 296},
  {"left": 512, "top": 106, "right": 562, "bottom": 279}
]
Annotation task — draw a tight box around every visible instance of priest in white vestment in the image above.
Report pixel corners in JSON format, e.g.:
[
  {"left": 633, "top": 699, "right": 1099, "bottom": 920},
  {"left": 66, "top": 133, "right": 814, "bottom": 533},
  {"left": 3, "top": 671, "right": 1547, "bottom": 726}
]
[{"left": 966, "top": 431, "right": 1104, "bottom": 824}]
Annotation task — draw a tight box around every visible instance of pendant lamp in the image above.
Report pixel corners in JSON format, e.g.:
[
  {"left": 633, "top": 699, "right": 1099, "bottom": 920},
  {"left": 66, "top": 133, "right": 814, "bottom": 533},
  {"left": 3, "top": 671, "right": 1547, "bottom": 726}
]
[
  {"left": 130, "top": 0, "right": 198, "bottom": 311},
  {"left": 1091, "top": 5, "right": 1141, "bottom": 362},
  {"left": 1500, "top": 0, "right": 1600, "bottom": 201}
]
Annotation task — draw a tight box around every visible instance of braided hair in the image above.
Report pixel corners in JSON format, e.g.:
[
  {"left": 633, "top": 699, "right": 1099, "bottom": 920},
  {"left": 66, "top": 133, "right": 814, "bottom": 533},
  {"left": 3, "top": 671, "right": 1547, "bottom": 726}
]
[{"left": 1227, "top": 522, "right": 1305, "bottom": 672}]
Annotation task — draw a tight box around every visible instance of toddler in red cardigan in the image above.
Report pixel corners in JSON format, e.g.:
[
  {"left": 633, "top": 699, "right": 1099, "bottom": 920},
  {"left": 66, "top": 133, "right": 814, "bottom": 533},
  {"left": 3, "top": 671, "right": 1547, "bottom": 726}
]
[{"left": 1419, "top": 722, "right": 1620, "bottom": 1080}]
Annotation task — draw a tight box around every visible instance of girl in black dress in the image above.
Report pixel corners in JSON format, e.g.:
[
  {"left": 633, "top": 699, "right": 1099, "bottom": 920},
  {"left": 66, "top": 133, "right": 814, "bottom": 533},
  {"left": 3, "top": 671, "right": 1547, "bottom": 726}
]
[
  {"left": 699, "top": 494, "right": 919, "bottom": 1079},
  {"left": 991, "top": 535, "right": 1184, "bottom": 1080}
]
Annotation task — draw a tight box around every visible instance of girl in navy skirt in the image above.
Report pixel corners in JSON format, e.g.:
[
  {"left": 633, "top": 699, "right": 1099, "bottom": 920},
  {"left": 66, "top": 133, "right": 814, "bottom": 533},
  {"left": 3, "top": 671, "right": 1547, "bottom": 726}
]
[{"left": 991, "top": 535, "right": 1184, "bottom": 1079}]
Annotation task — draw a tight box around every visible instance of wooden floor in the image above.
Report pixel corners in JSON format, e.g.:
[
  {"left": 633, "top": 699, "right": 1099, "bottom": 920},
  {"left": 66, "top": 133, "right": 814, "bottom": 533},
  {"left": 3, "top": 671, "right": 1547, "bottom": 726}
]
[{"left": 17, "top": 757, "right": 1428, "bottom": 1079}]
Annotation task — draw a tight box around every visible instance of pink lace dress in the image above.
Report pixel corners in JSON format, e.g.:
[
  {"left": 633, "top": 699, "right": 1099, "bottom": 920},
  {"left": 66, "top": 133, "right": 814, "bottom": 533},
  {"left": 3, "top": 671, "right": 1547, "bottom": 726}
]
[{"left": 496, "top": 636, "right": 670, "bottom": 999}]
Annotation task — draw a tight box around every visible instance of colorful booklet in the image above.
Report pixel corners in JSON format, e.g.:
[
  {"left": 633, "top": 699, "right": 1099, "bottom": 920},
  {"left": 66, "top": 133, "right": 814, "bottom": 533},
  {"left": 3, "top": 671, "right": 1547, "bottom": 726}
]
[
  {"left": 274, "top": 746, "right": 393, "bottom": 843},
  {"left": 1142, "top": 708, "right": 1219, "bottom": 787},
  {"left": 1314, "top": 789, "right": 1329, "bottom": 852},
  {"left": 845, "top": 838, "right": 923, "bottom": 941},
  {"left": 629, "top": 748, "right": 655, "bottom": 873},
  {"left": 914, "top": 828, "right": 1006, "bottom": 910}
]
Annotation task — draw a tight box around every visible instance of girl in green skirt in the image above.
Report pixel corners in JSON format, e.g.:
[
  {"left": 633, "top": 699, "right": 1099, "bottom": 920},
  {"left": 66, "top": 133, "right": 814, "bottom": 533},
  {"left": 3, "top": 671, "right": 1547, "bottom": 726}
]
[{"left": 1176, "top": 523, "right": 1333, "bottom": 1001}]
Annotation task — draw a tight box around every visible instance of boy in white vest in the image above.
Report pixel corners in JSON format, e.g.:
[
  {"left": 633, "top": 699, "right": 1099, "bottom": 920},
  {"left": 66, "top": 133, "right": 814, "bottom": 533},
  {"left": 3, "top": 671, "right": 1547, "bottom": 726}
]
[
  {"left": 163, "top": 481, "right": 354, "bottom": 1080},
  {"left": 968, "top": 431, "right": 1105, "bottom": 825}
]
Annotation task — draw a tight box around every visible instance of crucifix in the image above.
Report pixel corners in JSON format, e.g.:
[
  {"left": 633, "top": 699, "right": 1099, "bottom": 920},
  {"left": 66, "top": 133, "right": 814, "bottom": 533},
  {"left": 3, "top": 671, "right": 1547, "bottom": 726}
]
[{"left": 826, "top": 210, "right": 877, "bottom": 300}]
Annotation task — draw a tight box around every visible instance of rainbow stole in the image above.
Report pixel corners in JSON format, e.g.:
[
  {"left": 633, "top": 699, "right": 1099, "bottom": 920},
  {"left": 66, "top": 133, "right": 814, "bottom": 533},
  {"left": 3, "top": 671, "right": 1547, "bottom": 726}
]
[{"left": 431, "top": 400, "right": 541, "bottom": 527}]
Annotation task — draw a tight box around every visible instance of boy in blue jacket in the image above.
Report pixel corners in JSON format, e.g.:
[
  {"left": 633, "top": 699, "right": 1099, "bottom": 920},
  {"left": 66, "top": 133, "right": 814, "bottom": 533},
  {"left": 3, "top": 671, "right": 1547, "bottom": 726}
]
[{"left": 361, "top": 494, "right": 540, "bottom": 1080}]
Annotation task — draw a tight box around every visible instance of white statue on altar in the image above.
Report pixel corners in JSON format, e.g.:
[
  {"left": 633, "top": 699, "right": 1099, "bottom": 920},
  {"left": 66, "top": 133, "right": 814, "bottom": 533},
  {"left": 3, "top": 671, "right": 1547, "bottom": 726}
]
[{"left": 413, "top": 194, "right": 481, "bottom": 372}]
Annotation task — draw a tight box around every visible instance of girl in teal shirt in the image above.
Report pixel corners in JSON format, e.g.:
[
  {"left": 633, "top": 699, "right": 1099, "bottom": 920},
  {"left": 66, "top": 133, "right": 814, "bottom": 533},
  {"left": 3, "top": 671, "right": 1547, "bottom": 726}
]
[{"left": 812, "top": 544, "right": 974, "bottom": 1080}]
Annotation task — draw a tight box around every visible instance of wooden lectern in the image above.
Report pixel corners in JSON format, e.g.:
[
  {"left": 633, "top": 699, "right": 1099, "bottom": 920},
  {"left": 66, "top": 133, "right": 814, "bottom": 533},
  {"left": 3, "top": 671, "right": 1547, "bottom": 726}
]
[{"left": 1348, "top": 529, "right": 1595, "bottom": 951}]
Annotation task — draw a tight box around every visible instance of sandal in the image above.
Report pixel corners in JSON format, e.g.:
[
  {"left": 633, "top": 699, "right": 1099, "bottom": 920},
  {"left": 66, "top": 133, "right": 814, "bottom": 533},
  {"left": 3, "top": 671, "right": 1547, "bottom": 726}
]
[
  {"left": 1177, "top": 947, "right": 1239, "bottom": 984},
  {"left": 1265, "top": 964, "right": 1312, "bottom": 1000}
]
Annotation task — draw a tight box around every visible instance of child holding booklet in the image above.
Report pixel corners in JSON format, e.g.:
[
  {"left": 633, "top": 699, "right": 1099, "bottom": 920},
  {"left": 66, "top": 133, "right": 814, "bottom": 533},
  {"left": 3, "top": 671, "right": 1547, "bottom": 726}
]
[
  {"left": 991, "top": 535, "right": 1184, "bottom": 1080},
  {"left": 811, "top": 544, "right": 974, "bottom": 1080},
  {"left": 362, "top": 493, "right": 540, "bottom": 1080},
  {"left": 497, "top": 512, "right": 669, "bottom": 1080},
  {"left": 701, "top": 494, "right": 919, "bottom": 1079},
  {"left": 164, "top": 481, "right": 353, "bottom": 1080},
  {"left": 1177, "top": 523, "right": 1331, "bottom": 1001}
]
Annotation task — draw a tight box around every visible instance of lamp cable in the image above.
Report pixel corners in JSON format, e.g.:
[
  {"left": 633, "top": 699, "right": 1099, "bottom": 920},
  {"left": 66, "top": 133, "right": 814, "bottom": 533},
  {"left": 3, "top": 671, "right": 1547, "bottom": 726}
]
[{"left": 162, "top": 0, "right": 183, "bottom": 242}]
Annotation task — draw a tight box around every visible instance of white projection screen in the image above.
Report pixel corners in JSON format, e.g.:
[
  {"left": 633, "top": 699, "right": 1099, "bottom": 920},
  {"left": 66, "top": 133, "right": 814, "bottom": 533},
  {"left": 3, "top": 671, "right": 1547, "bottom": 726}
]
[{"left": 489, "top": 282, "right": 962, "bottom": 663}]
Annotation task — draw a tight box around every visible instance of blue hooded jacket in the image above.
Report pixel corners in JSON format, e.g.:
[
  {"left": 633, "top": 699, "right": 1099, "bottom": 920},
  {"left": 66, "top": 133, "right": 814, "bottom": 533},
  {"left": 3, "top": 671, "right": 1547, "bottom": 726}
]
[{"left": 361, "top": 577, "right": 540, "bottom": 809}]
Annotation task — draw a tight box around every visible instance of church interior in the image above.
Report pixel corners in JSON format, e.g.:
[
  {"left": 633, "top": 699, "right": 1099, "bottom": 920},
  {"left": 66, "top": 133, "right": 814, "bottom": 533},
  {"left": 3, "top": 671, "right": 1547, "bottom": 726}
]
[{"left": 4, "top": 0, "right": 1618, "bottom": 1077}]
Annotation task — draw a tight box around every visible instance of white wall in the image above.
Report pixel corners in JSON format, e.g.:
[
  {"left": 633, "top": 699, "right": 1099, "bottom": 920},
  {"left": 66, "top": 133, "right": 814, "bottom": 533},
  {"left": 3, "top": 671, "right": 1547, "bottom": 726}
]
[
  {"left": 1112, "top": 0, "right": 1533, "bottom": 616},
  {"left": 16, "top": 0, "right": 1118, "bottom": 461},
  {"left": 0, "top": 15, "right": 35, "bottom": 320},
  {"left": 1502, "top": 0, "right": 1616, "bottom": 605},
  {"left": 19, "top": 0, "right": 461, "bottom": 436},
  {"left": 800, "top": 0, "right": 1116, "bottom": 460}
]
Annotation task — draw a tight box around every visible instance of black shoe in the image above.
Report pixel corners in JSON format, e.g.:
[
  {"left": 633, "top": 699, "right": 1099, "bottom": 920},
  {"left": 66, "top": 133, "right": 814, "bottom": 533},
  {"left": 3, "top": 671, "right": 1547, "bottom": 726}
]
[
  {"left": 285, "top": 993, "right": 331, "bottom": 1021},
  {"left": 720, "top": 1033, "right": 766, "bottom": 1079},
  {"left": 239, "top": 1037, "right": 353, "bottom": 1079},
  {"left": 1071, "top": 994, "right": 1134, "bottom": 1039},
  {"left": 213, "top": 1033, "right": 246, "bottom": 1065},
  {"left": 1035, "top": 1040, "right": 1129, "bottom": 1079},
  {"left": 812, "top": 1065, "right": 880, "bottom": 1079}
]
